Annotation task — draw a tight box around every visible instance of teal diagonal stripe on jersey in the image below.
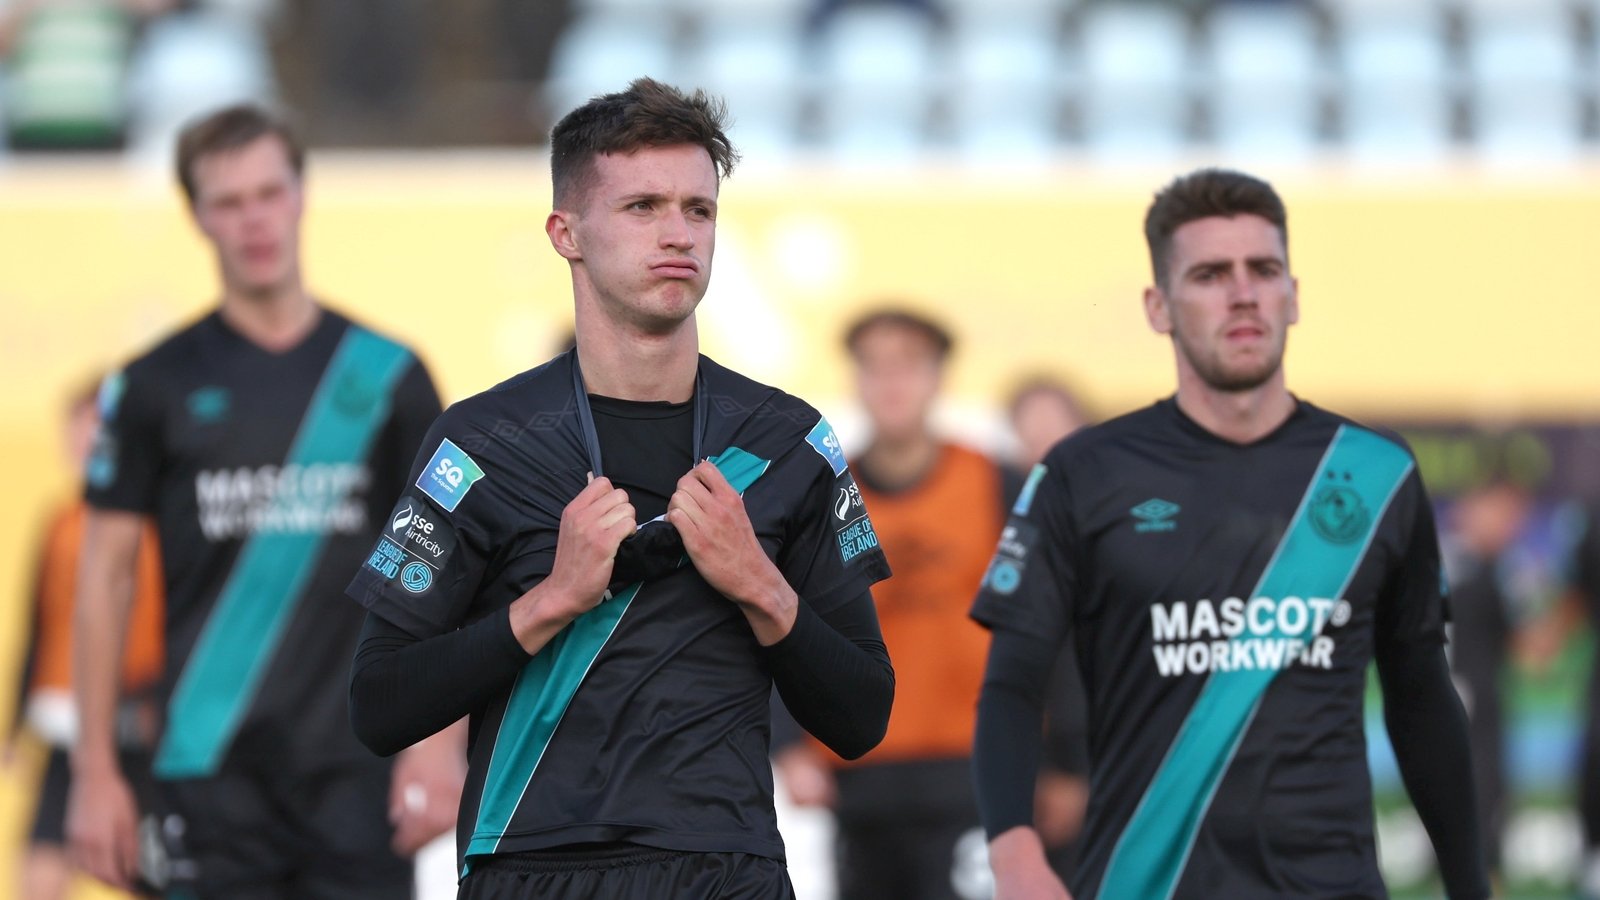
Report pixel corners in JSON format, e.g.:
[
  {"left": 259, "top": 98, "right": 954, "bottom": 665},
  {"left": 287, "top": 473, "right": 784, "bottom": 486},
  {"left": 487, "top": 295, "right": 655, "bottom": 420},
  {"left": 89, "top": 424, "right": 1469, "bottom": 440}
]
[
  {"left": 154, "top": 327, "right": 413, "bottom": 778},
  {"left": 1098, "top": 425, "right": 1414, "bottom": 900},
  {"left": 465, "top": 447, "right": 771, "bottom": 870}
]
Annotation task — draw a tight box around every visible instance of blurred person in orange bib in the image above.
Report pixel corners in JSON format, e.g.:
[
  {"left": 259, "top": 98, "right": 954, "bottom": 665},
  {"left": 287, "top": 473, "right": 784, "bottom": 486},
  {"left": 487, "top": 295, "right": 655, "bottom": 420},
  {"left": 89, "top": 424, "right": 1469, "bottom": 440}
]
[
  {"left": 7, "top": 381, "right": 164, "bottom": 900},
  {"left": 775, "top": 308, "right": 1007, "bottom": 900}
]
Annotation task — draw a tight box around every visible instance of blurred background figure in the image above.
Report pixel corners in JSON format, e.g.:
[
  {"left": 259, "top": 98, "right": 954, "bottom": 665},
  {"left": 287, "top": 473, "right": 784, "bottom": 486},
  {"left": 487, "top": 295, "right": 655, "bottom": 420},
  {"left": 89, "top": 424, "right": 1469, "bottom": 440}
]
[
  {"left": 775, "top": 308, "right": 1007, "bottom": 900},
  {"left": 1006, "top": 376, "right": 1091, "bottom": 472},
  {"left": 5, "top": 378, "right": 164, "bottom": 900},
  {"left": 1002, "top": 375, "right": 1094, "bottom": 886},
  {"left": 1442, "top": 472, "right": 1534, "bottom": 883},
  {"left": 1523, "top": 491, "right": 1600, "bottom": 898}
]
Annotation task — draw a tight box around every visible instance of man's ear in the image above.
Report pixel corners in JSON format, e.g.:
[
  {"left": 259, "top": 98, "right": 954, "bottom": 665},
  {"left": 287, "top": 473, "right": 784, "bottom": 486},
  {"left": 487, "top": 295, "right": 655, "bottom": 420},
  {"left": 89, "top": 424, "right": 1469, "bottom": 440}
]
[
  {"left": 1144, "top": 284, "right": 1173, "bottom": 336},
  {"left": 547, "top": 210, "right": 580, "bottom": 261},
  {"left": 1287, "top": 276, "right": 1300, "bottom": 326}
]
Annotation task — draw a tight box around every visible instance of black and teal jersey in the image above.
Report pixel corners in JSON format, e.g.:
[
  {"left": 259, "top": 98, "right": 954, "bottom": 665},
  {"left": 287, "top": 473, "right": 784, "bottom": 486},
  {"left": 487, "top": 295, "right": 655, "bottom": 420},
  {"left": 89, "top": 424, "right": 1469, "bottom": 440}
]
[
  {"left": 346, "top": 350, "right": 891, "bottom": 871},
  {"left": 972, "top": 398, "right": 1448, "bottom": 900},
  {"left": 85, "top": 308, "right": 440, "bottom": 778}
]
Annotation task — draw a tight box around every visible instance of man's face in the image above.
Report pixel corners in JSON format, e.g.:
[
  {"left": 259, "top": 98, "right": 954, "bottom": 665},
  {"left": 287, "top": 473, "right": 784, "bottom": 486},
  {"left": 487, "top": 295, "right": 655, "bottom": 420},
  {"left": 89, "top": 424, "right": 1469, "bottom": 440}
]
[
  {"left": 1145, "top": 214, "right": 1298, "bottom": 393},
  {"left": 554, "top": 144, "right": 718, "bottom": 334},
  {"left": 190, "top": 135, "right": 304, "bottom": 298},
  {"left": 852, "top": 323, "right": 943, "bottom": 443}
]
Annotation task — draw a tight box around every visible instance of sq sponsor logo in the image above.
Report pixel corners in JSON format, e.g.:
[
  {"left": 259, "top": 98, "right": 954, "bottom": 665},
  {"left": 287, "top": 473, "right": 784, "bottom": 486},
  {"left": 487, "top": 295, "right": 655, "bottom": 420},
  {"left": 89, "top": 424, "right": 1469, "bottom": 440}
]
[{"left": 416, "top": 438, "right": 485, "bottom": 512}]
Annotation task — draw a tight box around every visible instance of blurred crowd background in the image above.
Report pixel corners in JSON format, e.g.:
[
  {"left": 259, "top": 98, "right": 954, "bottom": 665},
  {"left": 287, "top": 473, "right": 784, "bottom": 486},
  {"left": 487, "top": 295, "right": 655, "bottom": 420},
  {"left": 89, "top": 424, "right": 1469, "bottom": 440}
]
[{"left": 3, "top": 0, "right": 1600, "bottom": 898}]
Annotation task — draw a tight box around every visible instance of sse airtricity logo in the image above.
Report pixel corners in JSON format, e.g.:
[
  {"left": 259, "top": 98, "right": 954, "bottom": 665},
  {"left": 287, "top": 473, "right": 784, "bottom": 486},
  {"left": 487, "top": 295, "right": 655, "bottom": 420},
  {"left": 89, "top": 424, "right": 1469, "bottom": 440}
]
[
  {"left": 391, "top": 504, "right": 414, "bottom": 533},
  {"left": 416, "top": 438, "right": 484, "bottom": 512},
  {"left": 400, "top": 561, "right": 433, "bottom": 593}
]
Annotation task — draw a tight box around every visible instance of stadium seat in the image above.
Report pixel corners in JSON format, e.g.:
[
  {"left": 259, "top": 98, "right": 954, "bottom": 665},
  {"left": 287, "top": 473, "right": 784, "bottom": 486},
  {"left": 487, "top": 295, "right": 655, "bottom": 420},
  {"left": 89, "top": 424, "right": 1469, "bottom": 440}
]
[
  {"left": 811, "top": 6, "right": 939, "bottom": 163},
  {"left": 1076, "top": 2, "right": 1196, "bottom": 162},
  {"left": 4, "top": 1, "right": 135, "bottom": 150},
  {"left": 1204, "top": 3, "right": 1327, "bottom": 164},
  {"left": 1463, "top": 0, "right": 1583, "bottom": 163},
  {"left": 125, "top": 10, "right": 276, "bottom": 161},
  {"left": 544, "top": 12, "right": 682, "bottom": 128},
  {"left": 947, "top": 18, "right": 1063, "bottom": 162},
  {"left": 1333, "top": 2, "right": 1456, "bottom": 163},
  {"left": 685, "top": 15, "right": 808, "bottom": 162}
]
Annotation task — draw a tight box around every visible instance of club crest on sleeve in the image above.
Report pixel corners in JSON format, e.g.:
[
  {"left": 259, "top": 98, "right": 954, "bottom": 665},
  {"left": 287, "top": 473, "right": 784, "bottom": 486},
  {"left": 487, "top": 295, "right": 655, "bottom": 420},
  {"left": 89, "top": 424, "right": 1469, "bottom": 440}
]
[
  {"left": 805, "top": 417, "right": 848, "bottom": 476},
  {"left": 416, "top": 438, "right": 485, "bottom": 512}
]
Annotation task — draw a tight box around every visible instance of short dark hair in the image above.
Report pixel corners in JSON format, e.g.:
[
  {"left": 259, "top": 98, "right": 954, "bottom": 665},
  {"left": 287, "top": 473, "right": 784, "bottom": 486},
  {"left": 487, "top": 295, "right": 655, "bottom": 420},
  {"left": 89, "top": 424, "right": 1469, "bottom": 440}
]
[
  {"left": 843, "top": 308, "right": 955, "bottom": 361},
  {"left": 1006, "top": 376, "right": 1091, "bottom": 426},
  {"left": 176, "top": 103, "right": 304, "bottom": 205},
  {"left": 1144, "top": 168, "right": 1288, "bottom": 288},
  {"left": 550, "top": 77, "right": 738, "bottom": 208}
]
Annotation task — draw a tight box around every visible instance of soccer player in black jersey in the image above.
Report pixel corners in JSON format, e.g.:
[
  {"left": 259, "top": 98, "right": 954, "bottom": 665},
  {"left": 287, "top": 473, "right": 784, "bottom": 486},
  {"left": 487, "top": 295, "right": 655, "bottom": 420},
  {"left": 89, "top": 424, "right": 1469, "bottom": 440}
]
[
  {"left": 345, "top": 78, "right": 894, "bottom": 899},
  {"left": 971, "top": 169, "right": 1489, "bottom": 900},
  {"left": 67, "top": 105, "right": 462, "bottom": 897}
]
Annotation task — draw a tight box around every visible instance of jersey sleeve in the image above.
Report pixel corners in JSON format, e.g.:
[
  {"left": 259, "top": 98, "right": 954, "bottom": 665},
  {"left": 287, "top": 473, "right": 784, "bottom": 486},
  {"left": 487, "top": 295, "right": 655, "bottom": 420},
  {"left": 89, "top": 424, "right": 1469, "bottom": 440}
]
[
  {"left": 346, "top": 411, "right": 497, "bottom": 640},
  {"left": 970, "top": 459, "right": 1077, "bottom": 643},
  {"left": 1375, "top": 469, "right": 1449, "bottom": 646},
  {"left": 774, "top": 421, "right": 891, "bottom": 617},
  {"left": 83, "top": 367, "right": 164, "bottom": 514}
]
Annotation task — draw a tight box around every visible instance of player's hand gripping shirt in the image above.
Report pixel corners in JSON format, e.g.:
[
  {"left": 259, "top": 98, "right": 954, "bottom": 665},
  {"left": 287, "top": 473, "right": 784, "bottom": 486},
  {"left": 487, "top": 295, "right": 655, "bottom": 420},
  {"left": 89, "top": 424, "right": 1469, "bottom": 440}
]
[
  {"left": 84, "top": 309, "right": 440, "bottom": 778},
  {"left": 348, "top": 351, "right": 891, "bottom": 870},
  {"left": 972, "top": 399, "right": 1447, "bottom": 900}
]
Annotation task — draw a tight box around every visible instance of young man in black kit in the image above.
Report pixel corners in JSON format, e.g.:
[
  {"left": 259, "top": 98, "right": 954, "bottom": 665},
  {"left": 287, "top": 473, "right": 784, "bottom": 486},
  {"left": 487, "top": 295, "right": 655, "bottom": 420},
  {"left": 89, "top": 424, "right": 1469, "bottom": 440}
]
[
  {"left": 971, "top": 168, "right": 1490, "bottom": 900},
  {"left": 346, "top": 78, "right": 895, "bottom": 898},
  {"left": 68, "top": 104, "right": 458, "bottom": 898}
]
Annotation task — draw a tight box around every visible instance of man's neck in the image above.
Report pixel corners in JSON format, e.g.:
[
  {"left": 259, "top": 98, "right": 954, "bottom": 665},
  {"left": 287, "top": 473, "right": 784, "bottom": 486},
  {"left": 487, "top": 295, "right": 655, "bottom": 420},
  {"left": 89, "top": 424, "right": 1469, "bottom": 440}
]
[
  {"left": 861, "top": 429, "right": 940, "bottom": 490},
  {"left": 1173, "top": 373, "right": 1296, "bottom": 445},
  {"left": 576, "top": 317, "right": 699, "bottom": 403},
  {"left": 219, "top": 284, "right": 319, "bottom": 353}
]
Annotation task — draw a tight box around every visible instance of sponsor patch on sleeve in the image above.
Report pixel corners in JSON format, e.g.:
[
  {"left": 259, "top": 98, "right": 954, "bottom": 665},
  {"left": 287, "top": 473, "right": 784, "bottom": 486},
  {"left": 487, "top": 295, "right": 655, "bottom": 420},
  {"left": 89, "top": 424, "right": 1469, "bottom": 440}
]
[
  {"left": 384, "top": 496, "right": 457, "bottom": 569},
  {"left": 981, "top": 521, "right": 1037, "bottom": 596},
  {"left": 416, "top": 438, "right": 485, "bottom": 512},
  {"left": 805, "top": 417, "right": 848, "bottom": 477},
  {"left": 1013, "top": 463, "right": 1047, "bottom": 516},
  {"left": 363, "top": 495, "right": 459, "bottom": 595},
  {"left": 830, "top": 470, "right": 879, "bottom": 565}
]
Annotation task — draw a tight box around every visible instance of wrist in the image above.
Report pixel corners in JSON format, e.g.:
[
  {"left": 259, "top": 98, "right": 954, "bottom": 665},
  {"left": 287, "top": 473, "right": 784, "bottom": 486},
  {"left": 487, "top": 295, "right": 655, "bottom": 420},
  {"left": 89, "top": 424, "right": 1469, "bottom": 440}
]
[
  {"left": 70, "top": 743, "right": 122, "bottom": 778},
  {"left": 988, "top": 825, "right": 1049, "bottom": 869},
  {"left": 509, "top": 581, "right": 588, "bottom": 652}
]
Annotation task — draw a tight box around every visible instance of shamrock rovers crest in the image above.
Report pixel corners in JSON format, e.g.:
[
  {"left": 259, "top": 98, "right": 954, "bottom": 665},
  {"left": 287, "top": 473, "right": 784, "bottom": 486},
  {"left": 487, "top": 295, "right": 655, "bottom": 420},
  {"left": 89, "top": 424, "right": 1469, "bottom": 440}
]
[{"left": 1309, "top": 475, "right": 1370, "bottom": 545}]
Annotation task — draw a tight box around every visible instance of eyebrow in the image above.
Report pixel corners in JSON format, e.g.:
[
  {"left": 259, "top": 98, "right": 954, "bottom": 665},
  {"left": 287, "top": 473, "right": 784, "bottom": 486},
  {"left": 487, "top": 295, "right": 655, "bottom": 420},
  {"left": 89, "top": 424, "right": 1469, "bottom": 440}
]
[
  {"left": 615, "top": 192, "right": 718, "bottom": 209},
  {"left": 1182, "top": 255, "right": 1284, "bottom": 277}
]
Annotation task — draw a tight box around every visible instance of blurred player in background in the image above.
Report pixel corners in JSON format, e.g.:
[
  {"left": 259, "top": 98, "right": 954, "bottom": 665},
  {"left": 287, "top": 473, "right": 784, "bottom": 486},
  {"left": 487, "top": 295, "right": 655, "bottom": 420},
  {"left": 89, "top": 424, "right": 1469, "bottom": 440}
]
[
  {"left": 1443, "top": 472, "right": 1533, "bottom": 880},
  {"left": 972, "top": 168, "right": 1489, "bottom": 900},
  {"left": 6, "top": 381, "right": 164, "bottom": 900},
  {"left": 1522, "top": 495, "right": 1600, "bottom": 896},
  {"left": 775, "top": 308, "right": 1006, "bottom": 900},
  {"left": 67, "top": 103, "right": 460, "bottom": 898},
  {"left": 345, "top": 78, "right": 894, "bottom": 899},
  {"left": 1003, "top": 376, "right": 1093, "bottom": 886}
]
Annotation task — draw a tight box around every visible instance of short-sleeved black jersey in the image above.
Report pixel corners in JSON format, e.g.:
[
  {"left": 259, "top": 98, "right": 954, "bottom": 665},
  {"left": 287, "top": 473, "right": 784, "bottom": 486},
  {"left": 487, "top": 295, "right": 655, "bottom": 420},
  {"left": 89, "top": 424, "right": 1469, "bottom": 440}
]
[
  {"left": 972, "top": 398, "right": 1446, "bottom": 900},
  {"left": 347, "top": 350, "right": 891, "bottom": 872},
  {"left": 85, "top": 309, "right": 440, "bottom": 778}
]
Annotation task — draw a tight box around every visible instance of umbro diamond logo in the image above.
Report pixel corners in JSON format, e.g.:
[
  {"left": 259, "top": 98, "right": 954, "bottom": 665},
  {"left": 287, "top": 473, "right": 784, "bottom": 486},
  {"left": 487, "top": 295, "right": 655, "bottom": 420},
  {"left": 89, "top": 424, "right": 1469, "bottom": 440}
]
[{"left": 1132, "top": 498, "right": 1180, "bottom": 533}]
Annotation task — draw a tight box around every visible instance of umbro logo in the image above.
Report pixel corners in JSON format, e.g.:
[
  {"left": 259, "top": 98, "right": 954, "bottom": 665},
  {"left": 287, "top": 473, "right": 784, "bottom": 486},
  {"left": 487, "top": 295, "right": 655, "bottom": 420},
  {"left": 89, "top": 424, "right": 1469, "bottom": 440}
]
[{"left": 1132, "top": 498, "right": 1180, "bottom": 533}]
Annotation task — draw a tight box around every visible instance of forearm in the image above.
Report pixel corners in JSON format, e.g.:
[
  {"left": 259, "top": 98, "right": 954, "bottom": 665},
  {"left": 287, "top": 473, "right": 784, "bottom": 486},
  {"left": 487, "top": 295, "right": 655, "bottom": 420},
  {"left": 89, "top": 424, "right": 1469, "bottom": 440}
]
[
  {"left": 72, "top": 515, "right": 141, "bottom": 773},
  {"left": 763, "top": 596, "right": 892, "bottom": 760},
  {"left": 1378, "top": 638, "right": 1490, "bottom": 899},
  {"left": 974, "top": 629, "right": 1056, "bottom": 838},
  {"left": 349, "top": 608, "right": 529, "bottom": 756}
]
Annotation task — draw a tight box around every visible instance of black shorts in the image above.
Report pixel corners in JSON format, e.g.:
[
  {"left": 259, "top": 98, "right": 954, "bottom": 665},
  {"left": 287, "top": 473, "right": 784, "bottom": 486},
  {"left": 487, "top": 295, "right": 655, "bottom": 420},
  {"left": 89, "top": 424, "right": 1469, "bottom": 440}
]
[
  {"left": 458, "top": 846, "right": 794, "bottom": 900},
  {"left": 149, "top": 756, "right": 411, "bottom": 899},
  {"left": 29, "top": 745, "right": 155, "bottom": 849}
]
